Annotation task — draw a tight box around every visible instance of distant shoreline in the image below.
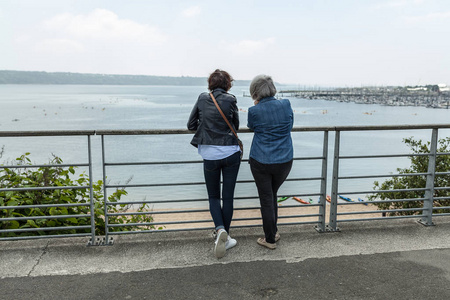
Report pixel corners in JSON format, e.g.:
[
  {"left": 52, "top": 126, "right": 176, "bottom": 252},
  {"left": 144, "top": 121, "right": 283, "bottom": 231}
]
[{"left": 0, "top": 70, "right": 252, "bottom": 86}]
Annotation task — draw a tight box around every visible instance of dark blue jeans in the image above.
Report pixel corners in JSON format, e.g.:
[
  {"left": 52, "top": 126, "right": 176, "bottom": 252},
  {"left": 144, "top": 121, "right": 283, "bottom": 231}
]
[
  {"left": 250, "top": 158, "right": 293, "bottom": 243},
  {"left": 203, "top": 151, "right": 241, "bottom": 233}
]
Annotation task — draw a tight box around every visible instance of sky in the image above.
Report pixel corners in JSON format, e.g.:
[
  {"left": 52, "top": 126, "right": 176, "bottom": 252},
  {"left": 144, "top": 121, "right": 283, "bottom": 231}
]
[{"left": 1, "top": 0, "right": 450, "bottom": 86}]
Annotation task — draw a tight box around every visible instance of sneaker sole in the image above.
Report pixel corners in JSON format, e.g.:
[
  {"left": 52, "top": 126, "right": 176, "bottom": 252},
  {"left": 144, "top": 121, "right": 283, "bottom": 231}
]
[{"left": 214, "top": 230, "right": 228, "bottom": 258}]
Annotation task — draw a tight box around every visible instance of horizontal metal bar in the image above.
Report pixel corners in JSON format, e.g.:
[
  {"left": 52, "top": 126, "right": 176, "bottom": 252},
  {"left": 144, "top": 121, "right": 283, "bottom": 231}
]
[
  {"left": 105, "top": 197, "right": 251, "bottom": 205},
  {"left": 107, "top": 227, "right": 215, "bottom": 235},
  {"left": 0, "top": 225, "right": 91, "bottom": 233},
  {"left": 105, "top": 160, "right": 203, "bottom": 166},
  {"left": 435, "top": 187, "right": 450, "bottom": 191},
  {"left": 337, "top": 208, "right": 425, "bottom": 215},
  {"left": 108, "top": 219, "right": 212, "bottom": 227},
  {"left": 2, "top": 124, "right": 450, "bottom": 138},
  {"left": 434, "top": 197, "right": 450, "bottom": 201},
  {"left": 108, "top": 213, "right": 321, "bottom": 228},
  {"left": 338, "top": 188, "right": 428, "bottom": 195},
  {"left": 336, "top": 215, "right": 421, "bottom": 222},
  {"left": 436, "top": 172, "right": 450, "bottom": 175},
  {"left": 437, "top": 152, "right": 450, "bottom": 156},
  {"left": 107, "top": 203, "right": 323, "bottom": 217},
  {"left": 0, "top": 163, "right": 89, "bottom": 169},
  {"left": 104, "top": 156, "right": 324, "bottom": 167},
  {"left": 233, "top": 214, "right": 321, "bottom": 222},
  {"left": 293, "top": 156, "right": 324, "bottom": 161},
  {"left": 0, "top": 186, "right": 90, "bottom": 192},
  {"left": 106, "top": 198, "right": 210, "bottom": 205},
  {"left": 104, "top": 177, "right": 322, "bottom": 189},
  {"left": 432, "top": 213, "right": 450, "bottom": 217},
  {"left": 337, "top": 198, "right": 426, "bottom": 205},
  {"left": 338, "top": 173, "right": 429, "bottom": 180},
  {"left": 0, "top": 214, "right": 91, "bottom": 222},
  {"left": 339, "top": 153, "right": 429, "bottom": 159},
  {"left": 331, "top": 124, "right": 450, "bottom": 131},
  {"left": 106, "top": 193, "right": 321, "bottom": 209},
  {"left": 0, "top": 130, "right": 95, "bottom": 137},
  {"left": 0, "top": 203, "right": 89, "bottom": 210},
  {"left": 106, "top": 182, "right": 204, "bottom": 188},
  {"left": 432, "top": 206, "right": 450, "bottom": 210},
  {"left": 237, "top": 220, "right": 320, "bottom": 226},
  {"left": 107, "top": 209, "right": 209, "bottom": 217},
  {"left": 92, "top": 124, "right": 450, "bottom": 136},
  {"left": 105, "top": 194, "right": 322, "bottom": 206},
  {"left": 0, "top": 233, "right": 92, "bottom": 241}
]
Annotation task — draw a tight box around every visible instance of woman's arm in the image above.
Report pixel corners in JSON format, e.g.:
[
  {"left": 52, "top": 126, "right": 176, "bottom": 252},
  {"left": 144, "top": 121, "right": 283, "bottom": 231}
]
[
  {"left": 247, "top": 108, "right": 254, "bottom": 130},
  {"left": 232, "top": 100, "right": 239, "bottom": 131},
  {"left": 187, "top": 100, "right": 199, "bottom": 130}
]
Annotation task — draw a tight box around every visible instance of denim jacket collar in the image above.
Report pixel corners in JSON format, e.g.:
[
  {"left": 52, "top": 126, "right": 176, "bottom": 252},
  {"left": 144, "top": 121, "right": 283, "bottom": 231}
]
[{"left": 259, "top": 96, "right": 276, "bottom": 104}]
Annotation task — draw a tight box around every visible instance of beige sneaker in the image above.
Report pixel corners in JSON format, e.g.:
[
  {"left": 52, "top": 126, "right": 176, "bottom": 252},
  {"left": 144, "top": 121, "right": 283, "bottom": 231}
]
[{"left": 257, "top": 237, "right": 277, "bottom": 250}]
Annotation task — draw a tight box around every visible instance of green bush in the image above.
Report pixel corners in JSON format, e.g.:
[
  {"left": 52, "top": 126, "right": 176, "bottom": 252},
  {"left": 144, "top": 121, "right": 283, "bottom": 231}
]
[
  {"left": 369, "top": 137, "right": 450, "bottom": 216},
  {"left": 0, "top": 152, "right": 157, "bottom": 237}
]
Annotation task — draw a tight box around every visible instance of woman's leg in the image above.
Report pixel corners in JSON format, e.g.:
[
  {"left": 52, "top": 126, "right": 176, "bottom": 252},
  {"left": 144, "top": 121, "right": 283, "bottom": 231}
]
[
  {"left": 204, "top": 159, "right": 224, "bottom": 231},
  {"left": 268, "top": 160, "right": 293, "bottom": 234},
  {"left": 250, "top": 158, "right": 277, "bottom": 244},
  {"left": 221, "top": 151, "right": 241, "bottom": 233}
]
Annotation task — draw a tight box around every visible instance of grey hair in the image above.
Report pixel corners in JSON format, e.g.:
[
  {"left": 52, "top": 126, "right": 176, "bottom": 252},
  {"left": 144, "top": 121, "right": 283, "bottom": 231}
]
[{"left": 249, "top": 74, "right": 277, "bottom": 101}]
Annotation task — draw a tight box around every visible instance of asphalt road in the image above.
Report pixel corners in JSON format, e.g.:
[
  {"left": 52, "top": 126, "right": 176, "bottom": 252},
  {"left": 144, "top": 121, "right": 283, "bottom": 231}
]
[{"left": 2, "top": 219, "right": 450, "bottom": 299}]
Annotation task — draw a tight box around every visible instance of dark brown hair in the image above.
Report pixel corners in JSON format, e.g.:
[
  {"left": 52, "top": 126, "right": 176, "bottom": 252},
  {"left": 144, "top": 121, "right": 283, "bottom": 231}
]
[{"left": 207, "top": 69, "right": 234, "bottom": 91}]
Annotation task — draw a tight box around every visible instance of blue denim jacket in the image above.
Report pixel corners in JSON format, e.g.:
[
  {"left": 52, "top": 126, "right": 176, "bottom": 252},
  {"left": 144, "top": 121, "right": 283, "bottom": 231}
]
[{"left": 247, "top": 97, "right": 294, "bottom": 164}]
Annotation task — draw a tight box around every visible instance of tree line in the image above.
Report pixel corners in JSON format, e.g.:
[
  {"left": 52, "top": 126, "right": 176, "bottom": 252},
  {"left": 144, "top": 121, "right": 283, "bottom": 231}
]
[{"left": 0, "top": 70, "right": 251, "bottom": 86}]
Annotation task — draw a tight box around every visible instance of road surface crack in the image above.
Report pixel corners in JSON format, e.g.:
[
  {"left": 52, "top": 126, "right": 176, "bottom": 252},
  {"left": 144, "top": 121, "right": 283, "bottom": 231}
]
[{"left": 27, "top": 241, "right": 50, "bottom": 277}]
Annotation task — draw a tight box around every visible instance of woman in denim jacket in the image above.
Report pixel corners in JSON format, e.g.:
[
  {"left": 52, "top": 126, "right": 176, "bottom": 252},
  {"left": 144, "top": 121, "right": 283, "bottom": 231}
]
[
  {"left": 247, "top": 74, "right": 294, "bottom": 249},
  {"left": 187, "top": 69, "right": 241, "bottom": 258}
]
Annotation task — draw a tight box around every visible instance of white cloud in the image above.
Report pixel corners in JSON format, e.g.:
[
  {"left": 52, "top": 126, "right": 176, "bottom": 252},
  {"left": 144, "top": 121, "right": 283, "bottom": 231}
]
[
  {"left": 42, "top": 9, "right": 166, "bottom": 43},
  {"left": 373, "top": 0, "right": 426, "bottom": 9},
  {"left": 35, "top": 38, "right": 84, "bottom": 53},
  {"left": 404, "top": 11, "right": 450, "bottom": 22},
  {"left": 227, "top": 38, "right": 275, "bottom": 55},
  {"left": 182, "top": 6, "right": 201, "bottom": 18}
]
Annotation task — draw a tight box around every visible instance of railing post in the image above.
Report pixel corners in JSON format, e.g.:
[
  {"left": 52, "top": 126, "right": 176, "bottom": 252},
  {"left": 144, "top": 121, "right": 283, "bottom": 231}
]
[
  {"left": 419, "top": 128, "right": 438, "bottom": 226},
  {"left": 101, "top": 135, "right": 113, "bottom": 245},
  {"left": 86, "top": 134, "right": 100, "bottom": 246},
  {"left": 327, "top": 130, "right": 340, "bottom": 232},
  {"left": 315, "top": 130, "right": 328, "bottom": 232}
]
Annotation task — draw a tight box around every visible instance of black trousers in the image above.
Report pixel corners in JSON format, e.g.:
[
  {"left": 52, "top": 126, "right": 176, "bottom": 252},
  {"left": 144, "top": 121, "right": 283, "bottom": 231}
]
[{"left": 249, "top": 158, "right": 293, "bottom": 243}]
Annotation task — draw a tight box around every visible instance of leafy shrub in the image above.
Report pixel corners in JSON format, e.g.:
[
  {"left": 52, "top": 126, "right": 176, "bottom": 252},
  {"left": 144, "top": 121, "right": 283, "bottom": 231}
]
[
  {"left": 0, "top": 152, "right": 157, "bottom": 237},
  {"left": 369, "top": 137, "right": 450, "bottom": 216}
]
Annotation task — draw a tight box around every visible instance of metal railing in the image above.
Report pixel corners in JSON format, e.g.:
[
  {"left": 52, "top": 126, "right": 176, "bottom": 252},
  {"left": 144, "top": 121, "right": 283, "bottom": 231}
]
[
  {"left": 1, "top": 124, "right": 449, "bottom": 245},
  {"left": 97, "top": 128, "right": 329, "bottom": 245},
  {"left": 0, "top": 131, "right": 96, "bottom": 243},
  {"left": 327, "top": 125, "right": 450, "bottom": 231}
]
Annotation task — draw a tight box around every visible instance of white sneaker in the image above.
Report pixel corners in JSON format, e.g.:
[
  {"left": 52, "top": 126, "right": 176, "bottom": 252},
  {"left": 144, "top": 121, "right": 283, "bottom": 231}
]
[
  {"left": 214, "top": 229, "right": 227, "bottom": 258},
  {"left": 225, "top": 236, "right": 237, "bottom": 250}
]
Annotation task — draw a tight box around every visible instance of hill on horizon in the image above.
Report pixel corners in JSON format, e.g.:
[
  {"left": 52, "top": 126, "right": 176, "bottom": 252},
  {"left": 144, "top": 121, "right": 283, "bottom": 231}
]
[{"left": 0, "top": 70, "right": 252, "bottom": 86}]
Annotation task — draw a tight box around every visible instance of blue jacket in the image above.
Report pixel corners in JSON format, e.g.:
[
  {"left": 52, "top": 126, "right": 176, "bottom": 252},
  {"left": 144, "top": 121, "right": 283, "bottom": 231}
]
[{"left": 247, "top": 97, "right": 293, "bottom": 164}]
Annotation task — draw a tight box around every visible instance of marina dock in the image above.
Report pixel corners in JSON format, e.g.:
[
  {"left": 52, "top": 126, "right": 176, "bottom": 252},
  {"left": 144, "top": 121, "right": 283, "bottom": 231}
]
[{"left": 276, "top": 86, "right": 450, "bottom": 109}]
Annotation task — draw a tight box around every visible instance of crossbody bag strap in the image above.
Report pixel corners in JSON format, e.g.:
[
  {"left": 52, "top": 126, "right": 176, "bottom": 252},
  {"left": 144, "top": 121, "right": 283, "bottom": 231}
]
[{"left": 209, "top": 92, "right": 239, "bottom": 139}]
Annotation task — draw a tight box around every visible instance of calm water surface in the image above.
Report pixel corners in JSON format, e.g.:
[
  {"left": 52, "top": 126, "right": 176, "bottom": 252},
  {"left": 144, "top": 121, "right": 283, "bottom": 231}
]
[{"left": 1, "top": 85, "right": 449, "bottom": 208}]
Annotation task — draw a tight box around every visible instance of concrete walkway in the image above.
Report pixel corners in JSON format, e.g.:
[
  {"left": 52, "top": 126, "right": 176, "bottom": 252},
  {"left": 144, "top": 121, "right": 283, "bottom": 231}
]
[{"left": 1, "top": 218, "right": 450, "bottom": 299}]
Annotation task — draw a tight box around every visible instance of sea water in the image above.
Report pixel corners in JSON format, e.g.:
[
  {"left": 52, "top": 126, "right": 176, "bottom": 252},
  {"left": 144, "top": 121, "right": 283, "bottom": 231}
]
[{"left": 1, "top": 85, "right": 449, "bottom": 208}]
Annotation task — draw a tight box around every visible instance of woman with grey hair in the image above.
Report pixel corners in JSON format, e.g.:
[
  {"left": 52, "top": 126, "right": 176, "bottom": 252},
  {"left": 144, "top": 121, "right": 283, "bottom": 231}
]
[{"left": 247, "top": 74, "right": 294, "bottom": 249}]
